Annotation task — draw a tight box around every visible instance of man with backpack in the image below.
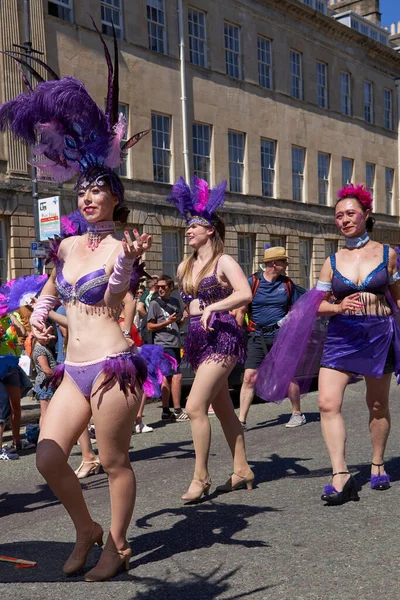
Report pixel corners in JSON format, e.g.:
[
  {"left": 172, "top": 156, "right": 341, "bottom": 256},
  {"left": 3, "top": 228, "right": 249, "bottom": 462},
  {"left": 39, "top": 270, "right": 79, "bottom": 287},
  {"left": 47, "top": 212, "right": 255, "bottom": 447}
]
[
  {"left": 238, "top": 246, "right": 306, "bottom": 429},
  {"left": 147, "top": 275, "right": 189, "bottom": 422}
]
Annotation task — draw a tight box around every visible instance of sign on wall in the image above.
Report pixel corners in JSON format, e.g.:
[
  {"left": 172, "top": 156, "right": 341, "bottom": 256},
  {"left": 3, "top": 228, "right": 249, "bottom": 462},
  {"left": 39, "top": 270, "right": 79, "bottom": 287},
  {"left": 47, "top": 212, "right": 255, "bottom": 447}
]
[{"left": 39, "top": 196, "right": 60, "bottom": 241}]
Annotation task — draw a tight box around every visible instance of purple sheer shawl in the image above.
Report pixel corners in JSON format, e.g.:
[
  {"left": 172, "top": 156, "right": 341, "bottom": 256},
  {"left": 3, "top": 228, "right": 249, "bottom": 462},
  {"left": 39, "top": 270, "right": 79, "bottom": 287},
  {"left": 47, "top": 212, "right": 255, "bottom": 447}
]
[{"left": 255, "top": 288, "right": 326, "bottom": 403}]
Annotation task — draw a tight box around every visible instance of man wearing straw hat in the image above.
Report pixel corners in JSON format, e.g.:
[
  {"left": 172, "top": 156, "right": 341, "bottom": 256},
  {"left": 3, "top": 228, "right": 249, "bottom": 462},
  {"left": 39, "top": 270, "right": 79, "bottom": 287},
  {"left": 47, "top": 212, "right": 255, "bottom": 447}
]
[{"left": 238, "top": 245, "right": 306, "bottom": 429}]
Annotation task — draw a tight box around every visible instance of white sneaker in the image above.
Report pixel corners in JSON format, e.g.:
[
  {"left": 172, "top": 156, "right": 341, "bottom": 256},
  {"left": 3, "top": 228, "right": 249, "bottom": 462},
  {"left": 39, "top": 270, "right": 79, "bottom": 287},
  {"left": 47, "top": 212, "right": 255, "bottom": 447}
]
[
  {"left": 134, "top": 423, "right": 154, "bottom": 434},
  {"left": 0, "top": 447, "right": 19, "bottom": 460},
  {"left": 208, "top": 406, "right": 215, "bottom": 416},
  {"left": 285, "top": 413, "right": 306, "bottom": 428}
]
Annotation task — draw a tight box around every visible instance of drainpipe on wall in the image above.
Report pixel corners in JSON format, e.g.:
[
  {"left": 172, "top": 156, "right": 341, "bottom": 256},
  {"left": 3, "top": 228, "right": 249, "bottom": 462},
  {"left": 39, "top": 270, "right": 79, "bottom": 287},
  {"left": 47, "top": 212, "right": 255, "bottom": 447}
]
[
  {"left": 395, "top": 78, "right": 400, "bottom": 218},
  {"left": 177, "top": 0, "right": 190, "bottom": 182}
]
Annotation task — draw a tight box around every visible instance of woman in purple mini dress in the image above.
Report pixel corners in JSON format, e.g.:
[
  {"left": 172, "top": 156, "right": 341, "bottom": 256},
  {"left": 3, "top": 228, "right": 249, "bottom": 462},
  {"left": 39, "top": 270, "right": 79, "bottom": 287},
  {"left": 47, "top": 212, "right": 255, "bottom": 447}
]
[
  {"left": 316, "top": 185, "right": 400, "bottom": 505},
  {"left": 167, "top": 177, "right": 254, "bottom": 503}
]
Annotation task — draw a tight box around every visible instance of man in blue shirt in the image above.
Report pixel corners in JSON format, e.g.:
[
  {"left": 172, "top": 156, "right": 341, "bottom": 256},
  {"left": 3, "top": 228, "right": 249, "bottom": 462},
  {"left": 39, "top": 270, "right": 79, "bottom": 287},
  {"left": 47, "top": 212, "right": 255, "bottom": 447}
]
[{"left": 238, "top": 246, "right": 306, "bottom": 429}]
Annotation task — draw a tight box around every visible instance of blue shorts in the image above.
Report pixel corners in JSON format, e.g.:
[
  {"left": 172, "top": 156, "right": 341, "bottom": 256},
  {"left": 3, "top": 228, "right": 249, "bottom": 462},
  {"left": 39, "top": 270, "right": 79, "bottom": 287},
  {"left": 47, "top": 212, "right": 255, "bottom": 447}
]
[
  {"left": 0, "top": 367, "right": 20, "bottom": 424},
  {"left": 35, "top": 383, "right": 53, "bottom": 401}
]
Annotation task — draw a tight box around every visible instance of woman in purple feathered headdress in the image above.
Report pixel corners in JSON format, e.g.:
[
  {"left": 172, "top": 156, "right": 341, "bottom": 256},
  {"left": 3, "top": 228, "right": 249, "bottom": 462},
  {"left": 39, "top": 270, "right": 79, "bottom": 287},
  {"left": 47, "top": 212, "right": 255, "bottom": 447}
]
[
  {"left": 166, "top": 176, "right": 254, "bottom": 502},
  {"left": 256, "top": 184, "right": 400, "bottom": 506},
  {"left": 0, "top": 20, "right": 176, "bottom": 582}
]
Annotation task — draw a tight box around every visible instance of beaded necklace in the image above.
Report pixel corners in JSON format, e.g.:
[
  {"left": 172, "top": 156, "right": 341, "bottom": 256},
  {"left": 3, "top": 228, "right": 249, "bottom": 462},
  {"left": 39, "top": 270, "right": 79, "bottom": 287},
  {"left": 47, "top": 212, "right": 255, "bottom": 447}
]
[{"left": 86, "top": 221, "right": 115, "bottom": 251}]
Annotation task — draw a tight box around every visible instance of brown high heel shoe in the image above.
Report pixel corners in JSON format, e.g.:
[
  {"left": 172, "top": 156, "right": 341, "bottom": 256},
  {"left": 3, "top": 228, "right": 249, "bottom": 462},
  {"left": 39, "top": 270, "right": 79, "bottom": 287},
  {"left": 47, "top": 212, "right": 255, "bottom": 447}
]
[
  {"left": 181, "top": 478, "right": 212, "bottom": 503},
  {"left": 75, "top": 458, "right": 101, "bottom": 480},
  {"left": 84, "top": 546, "right": 133, "bottom": 582},
  {"left": 63, "top": 522, "right": 104, "bottom": 575},
  {"left": 216, "top": 470, "right": 255, "bottom": 493}
]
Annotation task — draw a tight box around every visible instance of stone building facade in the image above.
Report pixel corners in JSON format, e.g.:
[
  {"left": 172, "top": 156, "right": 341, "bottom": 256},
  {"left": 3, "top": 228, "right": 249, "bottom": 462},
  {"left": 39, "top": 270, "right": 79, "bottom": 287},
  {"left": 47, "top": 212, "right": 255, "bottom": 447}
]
[{"left": 0, "top": 0, "right": 399, "bottom": 286}]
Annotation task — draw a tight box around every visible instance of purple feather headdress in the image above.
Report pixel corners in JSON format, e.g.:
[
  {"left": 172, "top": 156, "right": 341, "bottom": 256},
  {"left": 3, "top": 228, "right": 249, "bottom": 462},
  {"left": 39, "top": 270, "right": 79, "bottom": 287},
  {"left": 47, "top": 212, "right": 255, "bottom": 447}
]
[
  {"left": 166, "top": 176, "right": 227, "bottom": 226},
  {"left": 0, "top": 19, "right": 149, "bottom": 205},
  {"left": 0, "top": 274, "right": 48, "bottom": 315}
]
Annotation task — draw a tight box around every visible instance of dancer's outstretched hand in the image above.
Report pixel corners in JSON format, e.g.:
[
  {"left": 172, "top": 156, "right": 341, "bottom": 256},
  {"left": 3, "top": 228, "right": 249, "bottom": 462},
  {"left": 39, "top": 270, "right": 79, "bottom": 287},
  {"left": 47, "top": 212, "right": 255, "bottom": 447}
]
[{"left": 122, "top": 229, "right": 152, "bottom": 259}]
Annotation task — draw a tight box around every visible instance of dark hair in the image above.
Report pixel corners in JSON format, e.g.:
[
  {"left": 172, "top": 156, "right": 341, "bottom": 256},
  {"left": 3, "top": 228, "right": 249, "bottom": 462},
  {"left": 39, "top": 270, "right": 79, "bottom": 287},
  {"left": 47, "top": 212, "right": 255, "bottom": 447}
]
[
  {"left": 335, "top": 197, "right": 375, "bottom": 233},
  {"left": 78, "top": 167, "right": 129, "bottom": 224},
  {"left": 211, "top": 212, "right": 226, "bottom": 244},
  {"left": 158, "top": 274, "right": 174, "bottom": 289}
]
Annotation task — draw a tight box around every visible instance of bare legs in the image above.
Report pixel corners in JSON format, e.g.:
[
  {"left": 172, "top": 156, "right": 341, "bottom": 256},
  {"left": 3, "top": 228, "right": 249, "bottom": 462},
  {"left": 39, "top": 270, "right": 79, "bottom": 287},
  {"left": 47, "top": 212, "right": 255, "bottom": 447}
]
[
  {"left": 318, "top": 368, "right": 392, "bottom": 491},
  {"left": 6, "top": 385, "right": 21, "bottom": 448},
  {"left": 161, "top": 373, "right": 183, "bottom": 411}
]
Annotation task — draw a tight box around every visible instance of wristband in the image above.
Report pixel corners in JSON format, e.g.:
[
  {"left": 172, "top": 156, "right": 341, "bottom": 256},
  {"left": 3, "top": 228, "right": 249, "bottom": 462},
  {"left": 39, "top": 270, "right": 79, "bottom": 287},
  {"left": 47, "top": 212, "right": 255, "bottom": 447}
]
[
  {"left": 30, "top": 295, "right": 59, "bottom": 326},
  {"left": 108, "top": 252, "right": 135, "bottom": 294}
]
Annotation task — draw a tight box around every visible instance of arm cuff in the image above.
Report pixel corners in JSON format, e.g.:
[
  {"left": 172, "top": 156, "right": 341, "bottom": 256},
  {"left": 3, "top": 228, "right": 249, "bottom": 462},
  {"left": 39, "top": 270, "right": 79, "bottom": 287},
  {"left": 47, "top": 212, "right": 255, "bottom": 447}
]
[
  {"left": 316, "top": 280, "right": 332, "bottom": 292},
  {"left": 389, "top": 271, "right": 400, "bottom": 285}
]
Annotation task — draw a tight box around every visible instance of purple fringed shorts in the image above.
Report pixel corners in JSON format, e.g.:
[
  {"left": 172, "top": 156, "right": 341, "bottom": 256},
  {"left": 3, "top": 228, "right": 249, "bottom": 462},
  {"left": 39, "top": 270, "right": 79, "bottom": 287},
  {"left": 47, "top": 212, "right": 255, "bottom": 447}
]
[{"left": 184, "top": 312, "right": 246, "bottom": 372}]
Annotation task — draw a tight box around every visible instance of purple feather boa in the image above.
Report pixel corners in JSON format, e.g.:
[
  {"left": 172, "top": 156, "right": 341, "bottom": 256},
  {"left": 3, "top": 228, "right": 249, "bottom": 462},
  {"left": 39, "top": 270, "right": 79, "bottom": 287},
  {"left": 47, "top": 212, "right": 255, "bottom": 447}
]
[
  {"left": 94, "top": 352, "right": 147, "bottom": 396},
  {"left": 139, "top": 345, "right": 177, "bottom": 398}
]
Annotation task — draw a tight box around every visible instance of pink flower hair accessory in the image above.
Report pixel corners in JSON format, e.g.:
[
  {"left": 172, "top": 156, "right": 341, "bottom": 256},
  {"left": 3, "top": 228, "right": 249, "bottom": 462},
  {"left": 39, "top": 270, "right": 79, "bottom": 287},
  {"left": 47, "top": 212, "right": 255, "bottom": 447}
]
[{"left": 337, "top": 184, "right": 373, "bottom": 211}]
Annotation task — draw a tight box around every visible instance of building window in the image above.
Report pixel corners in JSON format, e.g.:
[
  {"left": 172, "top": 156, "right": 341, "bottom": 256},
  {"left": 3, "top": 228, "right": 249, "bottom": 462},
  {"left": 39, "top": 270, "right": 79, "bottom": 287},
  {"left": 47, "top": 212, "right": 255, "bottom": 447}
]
[
  {"left": 147, "top": 0, "right": 166, "bottom": 54},
  {"left": 299, "top": 238, "right": 312, "bottom": 289},
  {"left": 341, "top": 72, "right": 351, "bottom": 116},
  {"left": 193, "top": 123, "right": 211, "bottom": 183},
  {"left": 316, "top": 61, "right": 328, "bottom": 108},
  {"left": 188, "top": 7, "right": 207, "bottom": 67},
  {"left": 364, "top": 81, "right": 373, "bottom": 124},
  {"left": 261, "top": 138, "right": 276, "bottom": 198},
  {"left": 385, "top": 168, "right": 394, "bottom": 215},
  {"left": 114, "top": 104, "right": 129, "bottom": 177},
  {"left": 366, "top": 163, "right": 375, "bottom": 196},
  {"left": 384, "top": 89, "right": 393, "bottom": 130},
  {"left": 224, "top": 22, "right": 241, "bottom": 79},
  {"left": 325, "top": 239, "right": 337, "bottom": 257},
  {"left": 152, "top": 113, "right": 171, "bottom": 183},
  {"left": 342, "top": 158, "right": 353, "bottom": 186},
  {"left": 48, "top": 0, "right": 73, "bottom": 21},
  {"left": 238, "top": 234, "right": 254, "bottom": 277},
  {"left": 270, "top": 235, "right": 286, "bottom": 248},
  {"left": 258, "top": 36, "right": 272, "bottom": 89},
  {"left": 318, "top": 152, "right": 330, "bottom": 206},
  {"left": 292, "top": 146, "right": 305, "bottom": 202},
  {"left": 228, "top": 130, "right": 245, "bottom": 193},
  {"left": 101, "top": 0, "right": 123, "bottom": 39},
  {"left": 162, "top": 230, "right": 182, "bottom": 278},
  {"left": 290, "top": 51, "right": 303, "bottom": 100}
]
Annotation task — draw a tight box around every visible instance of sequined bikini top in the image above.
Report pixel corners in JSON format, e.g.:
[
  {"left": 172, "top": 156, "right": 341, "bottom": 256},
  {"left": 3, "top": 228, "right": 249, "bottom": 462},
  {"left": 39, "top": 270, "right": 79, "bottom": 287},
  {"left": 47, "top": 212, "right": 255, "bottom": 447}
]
[
  {"left": 55, "top": 266, "right": 109, "bottom": 306},
  {"left": 330, "top": 244, "right": 389, "bottom": 300},
  {"left": 180, "top": 255, "right": 232, "bottom": 311}
]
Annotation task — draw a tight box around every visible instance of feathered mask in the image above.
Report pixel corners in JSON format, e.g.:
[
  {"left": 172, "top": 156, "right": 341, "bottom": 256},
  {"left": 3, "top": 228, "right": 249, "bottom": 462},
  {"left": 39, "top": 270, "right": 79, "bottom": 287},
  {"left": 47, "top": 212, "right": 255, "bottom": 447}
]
[
  {"left": 166, "top": 176, "right": 227, "bottom": 226},
  {"left": 0, "top": 18, "right": 149, "bottom": 204},
  {"left": 337, "top": 184, "right": 373, "bottom": 211}
]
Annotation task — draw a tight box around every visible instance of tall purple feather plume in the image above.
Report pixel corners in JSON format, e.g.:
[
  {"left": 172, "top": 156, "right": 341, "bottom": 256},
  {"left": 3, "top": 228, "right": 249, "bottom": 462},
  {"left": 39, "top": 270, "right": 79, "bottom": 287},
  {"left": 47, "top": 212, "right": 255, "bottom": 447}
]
[
  {"left": 0, "top": 274, "right": 48, "bottom": 313},
  {"left": 129, "top": 259, "right": 148, "bottom": 295},
  {"left": 166, "top": 177, "right": 193, "bottom": 219},
  {"left": 204, "top": 180, "right": 227, "bottom": 220},
  {"left": 167, "top": 176, "right": 227, "bottom": 224}
]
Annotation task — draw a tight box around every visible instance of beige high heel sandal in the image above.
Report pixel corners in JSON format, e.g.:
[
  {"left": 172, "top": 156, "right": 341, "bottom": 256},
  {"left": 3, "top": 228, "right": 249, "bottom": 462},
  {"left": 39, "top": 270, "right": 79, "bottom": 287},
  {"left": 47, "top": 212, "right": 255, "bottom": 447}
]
[
  {"left": 216, "top": 470, "right": 255, "bottom": 493},
  {"left": 181, "top": 478, "right": 212, "bottom": 503},
  {"left": 75, "top": 458, "right": 101, "bottom": 479},
  {"left": 84, "top": 546, "right": 133, "bottom": 582},
  {"left": 63, "top": 522, "right": 104, "bottom": 575}
]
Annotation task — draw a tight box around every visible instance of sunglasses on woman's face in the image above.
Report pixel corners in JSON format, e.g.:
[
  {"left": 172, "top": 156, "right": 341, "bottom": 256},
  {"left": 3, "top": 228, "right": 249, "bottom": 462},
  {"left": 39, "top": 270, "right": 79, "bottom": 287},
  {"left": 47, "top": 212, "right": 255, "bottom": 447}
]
[{"left": 156, "top": 284, "right": 167, "bottom": 290}]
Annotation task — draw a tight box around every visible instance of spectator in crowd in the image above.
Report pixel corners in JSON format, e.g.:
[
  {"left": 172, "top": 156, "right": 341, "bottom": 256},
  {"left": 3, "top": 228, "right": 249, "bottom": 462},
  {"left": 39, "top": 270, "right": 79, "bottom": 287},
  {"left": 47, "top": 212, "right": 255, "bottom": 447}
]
[
  {"left": 147, "top": 275, "right": 188, "bottom": 422},
  {"left": 238, "top": 246, "right": 306, "bottom": 429},
  {"left": 32, "top": 335, "right": 56, "bottom": 428}
]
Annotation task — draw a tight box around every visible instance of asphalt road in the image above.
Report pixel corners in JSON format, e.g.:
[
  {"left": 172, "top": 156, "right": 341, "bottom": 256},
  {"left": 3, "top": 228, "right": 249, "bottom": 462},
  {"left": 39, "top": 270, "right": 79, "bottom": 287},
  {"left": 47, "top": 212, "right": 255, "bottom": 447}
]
[{"left": 1, "top": 380, "right": 400, "bottom": 600}]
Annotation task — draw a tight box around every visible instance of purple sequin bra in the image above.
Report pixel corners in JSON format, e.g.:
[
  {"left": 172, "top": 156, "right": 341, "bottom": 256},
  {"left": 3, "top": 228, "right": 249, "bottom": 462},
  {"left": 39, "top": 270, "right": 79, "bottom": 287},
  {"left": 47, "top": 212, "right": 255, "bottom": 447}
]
[
  {"left": 180, "top": 255, "right": 232, "bottom": 311},
  {"left": 55, "top": 265, "right": 109, "bottom": 306}
]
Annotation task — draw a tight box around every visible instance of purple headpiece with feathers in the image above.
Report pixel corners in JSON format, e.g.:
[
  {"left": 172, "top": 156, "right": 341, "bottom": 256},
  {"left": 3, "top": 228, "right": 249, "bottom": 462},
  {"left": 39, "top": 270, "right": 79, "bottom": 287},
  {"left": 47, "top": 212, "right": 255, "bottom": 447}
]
[
  {"left": 166, "top": 176, "right": 227, "bottom": 226},
  {"left": 0, "top": 18, "right": 149, "bottom": 205},
  {"left": 0, "top": 274, "right": 48, "bottom": 316}
]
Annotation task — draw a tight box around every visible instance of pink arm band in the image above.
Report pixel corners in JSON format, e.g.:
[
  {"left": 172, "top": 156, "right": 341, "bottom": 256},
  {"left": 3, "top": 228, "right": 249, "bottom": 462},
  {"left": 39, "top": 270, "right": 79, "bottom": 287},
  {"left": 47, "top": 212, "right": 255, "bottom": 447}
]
[
  {"left": 30, "top": 295, "right": 59, "bottom": 326},
  {"left": 108, "top": 252, "right": 135, "bottom": 295}
]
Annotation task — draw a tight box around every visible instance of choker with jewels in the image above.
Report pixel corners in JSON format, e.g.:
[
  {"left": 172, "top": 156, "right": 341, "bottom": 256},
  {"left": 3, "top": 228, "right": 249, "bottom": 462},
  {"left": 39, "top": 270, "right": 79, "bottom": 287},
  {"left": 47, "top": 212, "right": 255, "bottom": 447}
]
[
  {"left": 87, "top": 221, "right": 116, "bottom": 251},
  {"left": 345, "top": 231, "right": 370, "bottom": 249}
]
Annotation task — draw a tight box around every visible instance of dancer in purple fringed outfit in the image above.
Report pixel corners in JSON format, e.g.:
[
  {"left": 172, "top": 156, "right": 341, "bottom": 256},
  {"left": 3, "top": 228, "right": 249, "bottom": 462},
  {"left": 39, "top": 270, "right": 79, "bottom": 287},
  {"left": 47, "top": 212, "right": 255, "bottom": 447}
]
[
  {"left": 166, "top": 177, "right": 254, "bottom": 503},
  {"left": 0, "top": 23, "right": 174, "bottom": 581},
  {"left": 256, "top": 184, "right": 400, "bottom": 506}
]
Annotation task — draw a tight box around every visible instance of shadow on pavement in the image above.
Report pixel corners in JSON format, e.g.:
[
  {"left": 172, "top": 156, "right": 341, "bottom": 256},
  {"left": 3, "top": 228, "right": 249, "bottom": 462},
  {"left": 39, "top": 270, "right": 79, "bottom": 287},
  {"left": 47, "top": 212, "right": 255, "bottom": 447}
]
[
  {"left": 250, "top": 453, "right": 312, "bottom": 485},
  {"left": 0, "top": 485, "right": 60, "bottom": 518},
  {"left": 131, "top": 501, "right": 276, "bottom": 569}
]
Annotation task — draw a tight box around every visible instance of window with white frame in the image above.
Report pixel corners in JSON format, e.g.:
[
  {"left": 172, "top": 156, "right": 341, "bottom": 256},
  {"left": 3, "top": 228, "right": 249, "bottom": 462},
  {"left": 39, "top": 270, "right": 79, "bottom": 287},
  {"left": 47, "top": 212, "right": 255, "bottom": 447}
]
[
  {"left": 384, "top": 89, "right": 393, "bottom": 130},
  {"left": 48, "top": 0, "right": 73, "bottom": 21},
  {"left": 342, "top": 157, "right": 353, "bottom": 186},
  {"left": 299, "top": 238, "right": 312, "bottom": 289},
  {"left": 366, "top": 162, "right": 375, "bottom": 196},
  {"left": 364, "top": 81, "right": 374, "bottom": 123},
  {"left": 325, "top": 239, "right": 337, "bottom": 257},
  {"left": 193, "top": 123, "right": 211, "bottom": 183},
  {"left": 147, "top": 0, "right": 166, "bottom": 54},
  {"left": 228, "top": 130, "right": 245, "bottom": 193},
  {"left": 290, "top": 51, "right": 303, "bottom": 100},
  {"left": 188, "top": 7, "right": 207, "bottom": 68},
  {"left": 385, "top": 168, "right": 394, "bottom": 215},
  {"left": 101, "top": 0, "right": 123, "bottom": 39},
  {"left": 151, "top": 113, "right": 171, "bottom": 183},
  {"left": 341, "top": 72, "right": 351, "bottom": 116},
  {"left": 292, "top": 146, "right": 305, "bottom": 202},
  {"left": 260, "top": 138, "right": 276, "bottom": 198},
  {"left": 224, "top": 22, "right": 241, "bottom": 79},
  {"left": 162, "top": 230, "right": 182, "bottom": 278},
  {"left": 258, "top": 36, "right": 272, "bottom": 90},
  {"left": 316, "top": 61, "right": 328, "bottom": 109},
  {"left": 115, "top": 104, "right": 129, "bottom": 177},
  {"left": 270, "top": 235, "right": 286, "bottom": 248},
  {"left": 238, "top": 234, "right": 254, "bottom": 277},
  {"left": 0, "top": 221, "right": 7, "bottom": 284},
  {"left": 318, "top": 152, "right": 330, "bottom": 205}
]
